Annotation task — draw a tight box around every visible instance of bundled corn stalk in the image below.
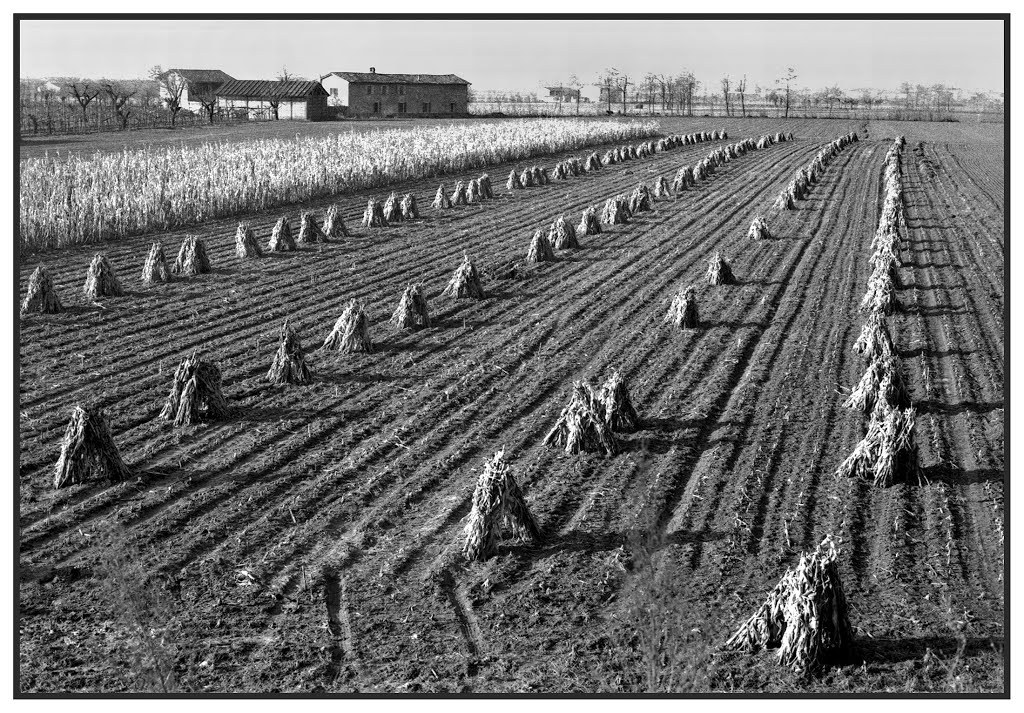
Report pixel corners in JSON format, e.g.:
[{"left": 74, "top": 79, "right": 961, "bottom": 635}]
[
  {"left": 391, "top": 283, "right": 432, "bottom": 330},
  {"left": 323, "top": 205, "right": 350, "bottom": 238},
  {"left": 628, "top": 183, "right": 652, "bottom": 213},
  {"left": 599, "top": 371, "right": 639, "bottom": 432},
  {"left": 267, "top": 319, "right": 312, "bottom": 385},
  {"left": 584, "top": 152, "right": 602, "bottom": 171},
  {"left": 843, "top": 354, "right": 911, "bottom": 416},
  {"left": 553, "top": 162, "right": 568, "bottom": 179},
  {"left": 172, "top": 235, "right": 211, "bottom": 275},
  {"left": 671, "top": 166, "right": 694, "bottom": 192},
  {"left": 462, "top": 449, "right": 542, "bottom": 562},
  {"left": 860, "top": 274, "right": 898, "bottom": 314},
  {"left": 466, "top": 179, "right": 481, "bottom": 204},
  {"left": 869, "top": 250, "right": 901, "bottom": 289},
  {"left": 600, "top": 196, "right": 630, "bottom": 226},
  {"left": 53, "top": 404, "right": 131, "bottom": 489},
  {"left": 835, "top": 407, "right": 922, "bottom": 486},
  {"left": 577, "top": 206, "right": 602, "bottom": 236},
  {"left": 323, "top": 299, "right": 373, "bottom": 353},
  {"left": 665, "top": 285, "right": 699, "bottom": 328},
  {"left": 298, "top": 211, "right": 327, "bottom": 243},
  {"left": 705, "top": 252, "right": 736, "bottom": 286},
  {"left": 693, "top": 161, "right": 709, "bottom": 181},
  {"left": 452, "top": 181, "right": 468, "bottom": 205},
  {"left": 726, "top": 536, "right": 852, "bottom": 675},
  {"left": 653, "top": 175, "right": 671, "bottom": 199},
  {"left": 748, "top": 216, "right": 772, "bottom": 240},
  {"left": 234, "top": 223, "right": 263, "bottom": 259},
  {"left": 526, "top": 230, "right": 556, "bottom": 263},
  {"left": 853, "top": 311, "right": 896, "bottom": 359},
  {"left": 441, "top": 254, "right": 485, "bottom": 299},
  {"left": 269, "top": 215, "right": 298, "bottom": 249},
  {"left": 361, "top": 198, "right": 388, "bottom": 228},
  {"left": 602, "top": 150, "right": 617, "bottom": 166},
  {"left": 543, "top": 381, "right": 619, "bottom": 456},
  {"left": 479, "top": 174, "right": 494, "bottom": 198},
  {"left": 773, "top": 187, "right": 796, "bottom": 211},
  {"left": 21, "top": 265, "right": 63, "bottom": 315},
  {"left": 531, "top": 166, "right": 547, "bottom": 185},
  {"left": 506, "top": 169, "right": 523, "bottom": 191},
  {"left": 549, "top": 215, "right": 579, "bottom": 250},
  {"left": 83, "top": 253, "right": 123, "bottom": 298},
  {"left": 521, "top": 167, "right": 535, "bottom": 188},
  {"left": 382, "top": 192, "right": 404, "bottom": 223},
  {"left": 140, "top": 242, "right": 173, "bottom": 285},
  {"left": 400, "top": 193, "right": 420, "bottom": 219},
  {"left": 786, "top": 132, "right": 795, "bottom": 141},
  {"left": 159, "top": 351, "right": 230, "bottom": 426},
  {"left": 432, "top": 184, "right": 453, "bottom": 210}
]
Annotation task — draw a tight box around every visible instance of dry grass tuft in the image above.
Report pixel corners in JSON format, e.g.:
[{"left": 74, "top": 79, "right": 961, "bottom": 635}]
[
  {"left": 665, "top": 285, "right": 699, "bottom": 328},
  {"left": 322, "top": 299, "right": 373, "bottom": 353},
  {"left": 268, "top": 216, "right": 298, "bottom": 250},
  {"left": 544, "top": 381, "right": 619, "bottom": 456},
  {"left": 462, "top": 449, "right": 541, "bottom": 562},
  {"left": 391, "top": 283, "right": 431, "bottom": 330},
  {"left": 267, "top": 319, "right": 312, "bottom": 385},
  {"left": 441, "top": 254, "right": 485, "bottom": 299},
  {"left": 83, "top": 253, "right": 124, "bottom": 298},
  {"left": 53, "top": 404, "right": 131, "bottom": 489},
  {"left": 159, "top": 351, "right": 229, "bottom": 426},
  {"left": 21, "top": 265, "right": 64, "bottom": 315}
]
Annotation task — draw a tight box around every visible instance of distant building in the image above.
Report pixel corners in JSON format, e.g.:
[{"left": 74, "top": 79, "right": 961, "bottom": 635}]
[
  {"left": 544, "top": 86, "right": 585, "bottom": 103},
  {"left": 320, "top": 68, "right": 471, "bottom": 116},
  {"left": 158, "top": 69, "right": 235, "bottom": 112},
  {"left": 215, "top": 79, "right": 329, "bottom": 121}
]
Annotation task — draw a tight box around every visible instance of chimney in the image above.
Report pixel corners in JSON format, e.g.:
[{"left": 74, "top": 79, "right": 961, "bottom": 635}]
[{"left": 370, "top": 67, "right": 376, "bottom": 74}]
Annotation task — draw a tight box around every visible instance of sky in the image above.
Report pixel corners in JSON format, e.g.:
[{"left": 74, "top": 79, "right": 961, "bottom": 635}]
[{"left": 18, "top": 17, "right": 1005, "bottom": 96}]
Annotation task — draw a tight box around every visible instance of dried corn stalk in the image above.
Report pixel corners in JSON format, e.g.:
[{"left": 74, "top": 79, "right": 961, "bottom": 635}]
[
  {"left": 705, "top": 252, "right": 736, "bottom": 286},
  {"left": 543, "top": 381, "right": 618, "bottom": 456},
  {"left": 843, "top": 354, "right": 910, "bottom": 416},
  {"left": 601, "top": 196, "right": 630, "bottom": 226},
  {"left": 599, "top": 371, "right": 639, "bottom": 432},
  {"left": 142, "top": 242, "right": 172, "bottom": 284},
  {"left": 267, "top": 319, "right": 312, "bottom": 385},
  {"left": 526, "top": 230, "right": 556, "bottom": 263},
  {"left": 549, "top": 215, "right": 579, "bottom": 250},
  {"left": 466, "top": 179, "right": 481, "bottom": 204},
  {"left": 391, "top": 283, "right": 431, "bottom": 330},
  {"left": 451, "top": 180, "right": 468, "bottom": 206},
  {"left": 462, "top": 450, "right": 541, "bottom": 562},
  {"left": 577, "top": 206, "right": 602, "bottom": 236},
  {"left": 747, "top": 216, "right": 772, "bottom": 240},
  {"left": 853, "top": 311, "right": 895, "bottom": 360},
  {"left": 269, "top": 216, "right": 297, "bottom": 250},
  {"left": 234, "top": 223, "right": 263, "bottom": 259},
  {"left": 382, "top": 192, "right": 404, "bottom": 223},
  {"left": 297, "top": 211, "right": 327, "bottom": 244},
  {"left": 361, "top": 199, "right": 388, "bottom": 228},
  {"left": 835, "top": 407, "right": 922, "bottom": 487},
  {"left": 441, "top": 254, "right": 485, "bottom": 299},
  {"left": 400, "top": 193, "right": 420, "bottom": 219},
  {"left": 83, "top": 253, "right": 123, "bottom": 298},
  {"left": 53, "top": 404, "right": 131, "bottom": 489},
  {"left": 665, "top": 285, "right": 699, "bottom": 328},
  {"left": 432, "top": 184, "right": 453, "bottom": 210},
  {"left": 172, "top": 235, "right": 211, "bottom": 275},
  {"left": 159, "top": 351, "right": 229, "bottom": 426},
  {"left": 629, "top": 183, "right": 652, "bottom": 213},
  {"left": 478, "top": 174, "right": 494, "bottom": 199},
  {"left": 323, "top": 205, "right": 350, "bottom": 238},
  {"left": 21, "top": 265, "right": 63, "bottom": 315},
  {"left": 506, "top": 169, "right": 523, "bottom": 191},
  {"left": 653, "top": 176, "right": 671, "bottom": 199},
  {"left": 322, "top": 299, "right": 373, "bottom": 353}
]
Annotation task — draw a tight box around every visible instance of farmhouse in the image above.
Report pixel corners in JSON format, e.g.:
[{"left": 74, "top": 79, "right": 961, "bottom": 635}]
[
  {"left": 321, "top": 68, "right": 470, "bottom": 117},
  {"left": 215, "top": 80, "right": 329, "bottom": 121},
  {"left": 159, "top": 69, "right": 235, "bottom": 112},
  {"left": 544, "top": 86, "right": 584, "bottom": 103}
]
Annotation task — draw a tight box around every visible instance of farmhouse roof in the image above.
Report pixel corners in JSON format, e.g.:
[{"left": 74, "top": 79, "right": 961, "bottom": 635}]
[
  {"left": 216, "top": 79, "right": 329, "bottom": 99},
  {"left": 328, "top": 72, "right": 470, "bottom": 86},
  {"left": 166, "top": 69, "right": 235, "bottom": 84}
]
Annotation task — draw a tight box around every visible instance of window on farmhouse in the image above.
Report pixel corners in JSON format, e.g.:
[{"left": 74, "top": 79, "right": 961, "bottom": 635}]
[
  {"left": 373, "top": 102, "right": 381, "bottom": 114},
  {"left": 366, "top": 85, "right": 372, "bottom": 95},
  {"left": 421, "top": 102, "right": 431, "bottom": 113},
  {"left": 330, "top": 87, "right": 338, "bottom": 97},
  {"left": 398, "top": 102, "right": 407, "bottom": 113},
  {"left": 450, "top": 103, "right": 456, "bottom": 113},
  {"left": 382, "top": 85, "right": 388, "bottom": 95},
  {"left": 398, "top": 85, "right": 404, "bottom": 95}
]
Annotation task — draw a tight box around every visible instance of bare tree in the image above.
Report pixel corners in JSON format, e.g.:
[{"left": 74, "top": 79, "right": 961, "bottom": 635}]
[
  {"left": 103, "top": 80, "right": 136, "bottom": 130},
  {"left": 777, "top": 67, "right": 798, "bottom": 118},
  {"left": 821, "top": 85, "right": 843, "bottom": 116},
  {"left": 737, "top": 75, "right": 747, "bottom": 117},
  {"left": 720, "top": 76, "right": 731, "bottom": 117},
  {"left": 66, "top": 79, "right": 101, "bottom": 125},
  {"left": 150, "top": 66, "right": 185, "bottom": 126},
  {"left": 618, "top": 71, "right": 631, "bottom": 115},
  {"left": 598, "top": 68, "right": 618, "bottom": 113},
  {"left": 567, "top": 73, "right": 583, "bottom": 116}
]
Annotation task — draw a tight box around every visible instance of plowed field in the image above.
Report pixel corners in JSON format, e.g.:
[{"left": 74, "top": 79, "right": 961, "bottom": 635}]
[{"left": 17, "top": 118, "right": 1005, "bottom": 693}]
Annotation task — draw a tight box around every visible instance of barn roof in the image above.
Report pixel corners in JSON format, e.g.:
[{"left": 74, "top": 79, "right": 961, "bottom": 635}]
[
  {"left": 328, "top": 72, "right": 470, "bottom": 86},
  {"left": 216, "top": 80, "right": 329, "bottom": 99},
  {"left": 166, "top": 69, "right": 235, "bottom": 84}
]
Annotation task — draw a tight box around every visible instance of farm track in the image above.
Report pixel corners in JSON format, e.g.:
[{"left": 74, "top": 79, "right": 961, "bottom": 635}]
[{"left": 18, "top": 119, "right": 1005, "bottom": 693}]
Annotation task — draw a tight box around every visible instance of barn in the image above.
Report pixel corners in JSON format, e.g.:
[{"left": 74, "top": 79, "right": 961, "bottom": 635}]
[
  {"left": 215, "top": 80, "right": 329, "bottom": 121},
  {"left": 159, "top": 69, "right": 235, "bottom": 113},
  {"left": 321, "top": 68, "right": 470, "bottom": 117}
]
